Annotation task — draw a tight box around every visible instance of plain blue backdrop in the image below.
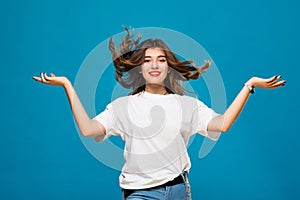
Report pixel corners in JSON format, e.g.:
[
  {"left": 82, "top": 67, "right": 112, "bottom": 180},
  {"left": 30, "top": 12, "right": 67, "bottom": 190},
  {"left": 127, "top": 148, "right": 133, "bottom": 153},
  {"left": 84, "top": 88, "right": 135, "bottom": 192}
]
[{"left": 1, "top": 0, "right": 299, "bottom": 199}]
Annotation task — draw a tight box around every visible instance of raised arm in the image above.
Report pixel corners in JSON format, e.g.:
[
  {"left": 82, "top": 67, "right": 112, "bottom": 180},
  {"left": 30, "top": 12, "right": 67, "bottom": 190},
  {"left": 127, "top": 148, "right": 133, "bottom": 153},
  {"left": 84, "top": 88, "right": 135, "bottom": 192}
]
[
  {"left": 207, "top": 75, "right": 286, "bottom": 133},
  {"left": 32, "top": 72, "right": 106, "bottom": 137}
]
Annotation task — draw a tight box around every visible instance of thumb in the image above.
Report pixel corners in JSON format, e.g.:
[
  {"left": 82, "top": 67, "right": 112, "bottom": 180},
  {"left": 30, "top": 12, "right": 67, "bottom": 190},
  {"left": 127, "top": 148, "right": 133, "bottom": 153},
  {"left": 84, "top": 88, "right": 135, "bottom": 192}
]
[{"left": 50, "top": 73, "right": 56, "bottom": 77}]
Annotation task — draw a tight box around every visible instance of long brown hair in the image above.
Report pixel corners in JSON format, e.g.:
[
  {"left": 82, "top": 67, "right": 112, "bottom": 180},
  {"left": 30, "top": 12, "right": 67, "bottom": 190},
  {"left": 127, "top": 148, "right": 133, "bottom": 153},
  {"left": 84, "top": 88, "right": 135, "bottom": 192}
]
[{"left": 109, "top": 26, "right": 209, "bottom": 95}]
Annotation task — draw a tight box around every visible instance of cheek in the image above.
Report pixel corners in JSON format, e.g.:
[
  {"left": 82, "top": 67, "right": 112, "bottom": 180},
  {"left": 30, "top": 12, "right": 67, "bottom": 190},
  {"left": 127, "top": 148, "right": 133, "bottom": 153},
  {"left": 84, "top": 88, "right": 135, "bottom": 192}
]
[
  {"left": 141, "top": 65, "right": 149, "bottom": 77},
  {"left": 162, "top": 66, "right": 169, "bottom": 76}
]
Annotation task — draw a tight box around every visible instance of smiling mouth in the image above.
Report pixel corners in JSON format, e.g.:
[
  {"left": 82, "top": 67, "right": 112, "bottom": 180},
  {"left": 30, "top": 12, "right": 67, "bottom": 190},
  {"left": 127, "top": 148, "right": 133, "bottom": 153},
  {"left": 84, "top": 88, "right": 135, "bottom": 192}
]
[{"left": 149, "top": 71, "right": 161, "bottom": 77}]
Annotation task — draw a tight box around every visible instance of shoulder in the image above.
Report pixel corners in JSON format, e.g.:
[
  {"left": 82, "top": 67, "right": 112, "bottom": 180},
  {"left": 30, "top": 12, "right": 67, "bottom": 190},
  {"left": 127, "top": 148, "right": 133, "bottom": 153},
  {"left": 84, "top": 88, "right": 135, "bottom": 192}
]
[
  {"left": 109, "top": 95, "right": 139, "bottom": 108},
  {"left": 176, "top": 94, "right": 201, "bottom": 103},
  {"left": 175, "top": 94, "right": 211, "bottom": 110},
  {"left": 111, "top": 95, "right": 131, "bottom": 103}
]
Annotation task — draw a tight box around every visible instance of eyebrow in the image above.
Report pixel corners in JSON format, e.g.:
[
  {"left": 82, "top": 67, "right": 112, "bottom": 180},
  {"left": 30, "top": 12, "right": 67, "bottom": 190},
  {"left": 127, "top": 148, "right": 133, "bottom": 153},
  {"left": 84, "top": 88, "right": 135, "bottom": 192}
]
[{"left": 144, "top": 55, "right": 166, "bottom": 58}]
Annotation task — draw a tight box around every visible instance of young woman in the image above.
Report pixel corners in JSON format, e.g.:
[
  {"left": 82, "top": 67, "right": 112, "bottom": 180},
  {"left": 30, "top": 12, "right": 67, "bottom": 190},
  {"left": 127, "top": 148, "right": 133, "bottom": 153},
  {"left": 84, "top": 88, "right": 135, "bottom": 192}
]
[{"left": 33, "top": 27, "right": 285, "bottom": 200}]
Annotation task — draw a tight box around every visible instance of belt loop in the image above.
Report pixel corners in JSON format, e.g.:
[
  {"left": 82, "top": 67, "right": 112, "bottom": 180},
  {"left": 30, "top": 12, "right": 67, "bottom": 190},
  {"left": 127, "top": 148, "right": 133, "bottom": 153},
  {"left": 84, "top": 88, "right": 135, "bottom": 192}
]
[
  {"left": 180, "top": 171, "right": 188, "bottom": 181},
  {"left": 181, "top": 171, "right": 192, "bottom": 200}
]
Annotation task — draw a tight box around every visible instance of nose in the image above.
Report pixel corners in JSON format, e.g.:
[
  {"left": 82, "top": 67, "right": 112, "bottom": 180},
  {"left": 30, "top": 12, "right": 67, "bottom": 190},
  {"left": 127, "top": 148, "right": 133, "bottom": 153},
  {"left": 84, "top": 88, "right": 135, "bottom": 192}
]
[{"left": 151, "top": 60, "right": 159, "bottom": 69}]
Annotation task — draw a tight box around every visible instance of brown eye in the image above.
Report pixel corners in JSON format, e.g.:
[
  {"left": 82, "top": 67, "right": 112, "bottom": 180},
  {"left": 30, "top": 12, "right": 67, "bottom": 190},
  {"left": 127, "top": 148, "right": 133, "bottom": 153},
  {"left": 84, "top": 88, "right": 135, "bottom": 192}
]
[
  {"left": 159, "top": 59, "right": 166, "bottom": 62},
  {"left": 144, "top": 60, "right": 151, "bottom": 63}
]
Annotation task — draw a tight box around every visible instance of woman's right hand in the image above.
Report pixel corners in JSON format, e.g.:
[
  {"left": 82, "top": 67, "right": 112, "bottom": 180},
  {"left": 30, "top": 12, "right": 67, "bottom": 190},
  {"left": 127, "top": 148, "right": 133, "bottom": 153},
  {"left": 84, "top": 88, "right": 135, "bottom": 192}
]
[
  {"left": 32, "top": 72, "right": 106, "bottom": 138},
  {"left": 32, "top": 72, "right": 70, "bottom": 87}
]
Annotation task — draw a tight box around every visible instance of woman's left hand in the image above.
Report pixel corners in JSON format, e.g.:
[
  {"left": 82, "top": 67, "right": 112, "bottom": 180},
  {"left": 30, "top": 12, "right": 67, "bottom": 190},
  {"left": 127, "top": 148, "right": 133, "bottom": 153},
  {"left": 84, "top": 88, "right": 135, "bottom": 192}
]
[{"left": 247, "top": 75, "right": 286, "bottom": 89}]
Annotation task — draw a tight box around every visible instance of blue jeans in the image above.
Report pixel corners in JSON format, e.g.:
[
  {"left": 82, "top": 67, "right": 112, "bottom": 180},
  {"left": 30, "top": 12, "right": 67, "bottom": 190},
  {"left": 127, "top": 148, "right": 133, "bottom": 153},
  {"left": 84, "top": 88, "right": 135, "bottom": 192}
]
[{"left": 122, "top": 173, "right": 192, "bottom": 200}]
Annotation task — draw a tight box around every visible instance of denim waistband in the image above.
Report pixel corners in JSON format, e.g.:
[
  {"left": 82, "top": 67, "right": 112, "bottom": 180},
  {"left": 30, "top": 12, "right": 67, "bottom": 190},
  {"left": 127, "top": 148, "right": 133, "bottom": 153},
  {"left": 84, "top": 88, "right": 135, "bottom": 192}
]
[{"left": 122, "top": 171, "right": 188, "bottom": 199}]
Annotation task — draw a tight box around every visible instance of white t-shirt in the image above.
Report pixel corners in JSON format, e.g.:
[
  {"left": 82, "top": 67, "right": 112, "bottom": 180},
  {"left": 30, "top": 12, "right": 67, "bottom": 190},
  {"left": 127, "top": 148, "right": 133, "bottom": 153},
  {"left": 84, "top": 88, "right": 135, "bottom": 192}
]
[{"left": 93, "top": 91, "right": 220, "bottom": 189}]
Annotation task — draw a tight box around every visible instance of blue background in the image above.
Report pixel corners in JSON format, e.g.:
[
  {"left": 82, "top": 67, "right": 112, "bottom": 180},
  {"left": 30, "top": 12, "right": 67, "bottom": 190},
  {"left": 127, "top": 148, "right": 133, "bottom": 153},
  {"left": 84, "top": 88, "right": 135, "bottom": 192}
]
[{"left": 1, "top": 0, "right": 299, "bottom": 199}]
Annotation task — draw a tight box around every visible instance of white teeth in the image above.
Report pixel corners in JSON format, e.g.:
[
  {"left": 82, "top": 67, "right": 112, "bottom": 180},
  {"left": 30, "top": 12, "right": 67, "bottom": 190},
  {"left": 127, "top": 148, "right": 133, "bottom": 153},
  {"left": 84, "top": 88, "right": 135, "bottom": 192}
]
[{"left": 149, "top": 72, "right": 160, "bottom": 75}]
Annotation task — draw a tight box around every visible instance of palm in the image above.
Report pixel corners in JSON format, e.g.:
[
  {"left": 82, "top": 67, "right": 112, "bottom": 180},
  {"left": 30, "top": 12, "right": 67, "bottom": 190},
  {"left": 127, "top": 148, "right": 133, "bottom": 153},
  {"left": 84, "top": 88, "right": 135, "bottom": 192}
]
[
  {"left": 250, "top": 76, "right": 286, "bottom": 89},
  {"left": 32, "top": 72, "right": 69, "bottom": 86}
]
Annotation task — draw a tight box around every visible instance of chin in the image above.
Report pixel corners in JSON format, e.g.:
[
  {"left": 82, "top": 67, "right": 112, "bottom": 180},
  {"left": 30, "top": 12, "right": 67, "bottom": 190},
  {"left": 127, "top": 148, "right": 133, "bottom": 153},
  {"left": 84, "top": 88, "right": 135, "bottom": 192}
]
[
  {"left": 145, "top": 80, "right": 165, "bottom": 86},
  {"left": 147, "top": 81, "right": 164, "bottom": 85},
  {"left": 145, "top": 77, "right": 167, "bottom": 85}
]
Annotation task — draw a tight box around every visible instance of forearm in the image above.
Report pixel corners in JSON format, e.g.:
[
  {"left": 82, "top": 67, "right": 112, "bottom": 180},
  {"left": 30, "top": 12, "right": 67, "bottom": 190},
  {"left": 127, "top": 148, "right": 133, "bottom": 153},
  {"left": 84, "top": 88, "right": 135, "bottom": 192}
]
[
  {"left": 222, "top": 85, "right": 251, "bottom": 131},
  {"left": 208, "top": 75, "right": 285, "bottom": 133},
  {"left": 63, "top": 81, "right": 104, "bottom": 137},
  {"left": 208, "top": 82, "right": 252, "bottom": 132}
]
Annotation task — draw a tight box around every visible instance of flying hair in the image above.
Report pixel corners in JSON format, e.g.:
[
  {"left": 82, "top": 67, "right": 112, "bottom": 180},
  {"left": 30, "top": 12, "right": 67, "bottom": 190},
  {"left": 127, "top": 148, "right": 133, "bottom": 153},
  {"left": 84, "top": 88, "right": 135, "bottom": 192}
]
[{"left": 109, "top": 26, "right": 210, "bottom": 95}]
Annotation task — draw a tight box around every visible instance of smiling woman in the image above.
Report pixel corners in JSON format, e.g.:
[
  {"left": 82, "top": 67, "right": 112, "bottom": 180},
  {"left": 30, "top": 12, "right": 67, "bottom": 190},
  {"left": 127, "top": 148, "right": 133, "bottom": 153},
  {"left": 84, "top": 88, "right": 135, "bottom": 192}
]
[
  {"left": 142, "top": 48, "right": 168, "bottom": 88},
  {"left": 32, "top": 26, "right": 285, "bottom": 200},
  {"left": 109, "top": 27, "right": 211, "bottom": 95}
]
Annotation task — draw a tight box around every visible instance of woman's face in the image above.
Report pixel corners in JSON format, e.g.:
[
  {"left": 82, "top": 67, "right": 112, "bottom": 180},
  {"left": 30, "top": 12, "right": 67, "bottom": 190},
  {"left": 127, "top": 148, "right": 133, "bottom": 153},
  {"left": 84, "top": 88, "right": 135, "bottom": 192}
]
[{"left": 141, "top": 48, "right": 169, "bottom": 85}]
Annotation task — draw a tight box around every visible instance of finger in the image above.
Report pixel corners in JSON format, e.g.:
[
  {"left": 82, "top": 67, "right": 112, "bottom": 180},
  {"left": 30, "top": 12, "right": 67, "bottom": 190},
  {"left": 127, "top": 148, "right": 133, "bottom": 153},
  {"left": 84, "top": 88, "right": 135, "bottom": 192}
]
[
  {"left": 272, "top": 80, "right": 286, "bottom": 88},
  {"left": 40, "top": 72, "right": 46, "bottom": 83},
  {"left": 268, "top": 76, "right": 283, "bottom": 87},
  {"left": 44, "top": 72, "right": 52, "bottom": 81},
  {"left": 42, "top": 72, "right": 51, "bottom": 84},
  {"left": 50, "top": 73, "right": 56, "bottom": 77},
  {"left": 267, "top": 78, "right": 278, "bottom": 86},
  {"left": 270, "top": 75, "right": 282, "bottom": 84},
  {"left": 32, "top": 76, "right": 42, "bottom": 82},
  {"left": 266, "top": 76, "right": 278, "bottom": 83}
]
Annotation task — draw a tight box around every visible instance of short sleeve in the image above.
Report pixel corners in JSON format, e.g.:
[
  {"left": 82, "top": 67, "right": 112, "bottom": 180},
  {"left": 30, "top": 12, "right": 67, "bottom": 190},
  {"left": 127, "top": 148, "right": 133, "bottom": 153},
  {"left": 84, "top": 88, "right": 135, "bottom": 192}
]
[
  {"left": 93, "top": 103, "right": 121, "bottom": 142},
  {"left": 190, "top": 100, "right": 220, "bottom": 137}
]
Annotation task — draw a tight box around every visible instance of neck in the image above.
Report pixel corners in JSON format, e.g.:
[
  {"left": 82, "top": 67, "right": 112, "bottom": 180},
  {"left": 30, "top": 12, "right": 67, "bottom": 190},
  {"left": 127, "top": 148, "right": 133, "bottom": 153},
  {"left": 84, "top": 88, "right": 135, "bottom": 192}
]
[{"left": 145, "top": 84, "right": 167, "bottom": 95}]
